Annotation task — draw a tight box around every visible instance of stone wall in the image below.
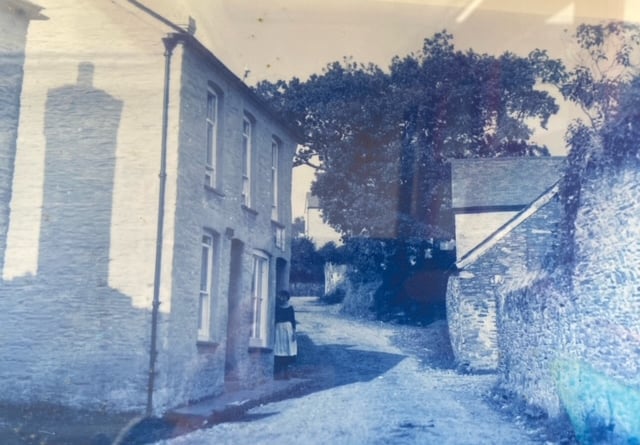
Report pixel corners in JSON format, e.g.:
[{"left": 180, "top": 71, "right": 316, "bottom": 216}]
[
  {"left": 496, "top": 274, "right": 568, "bottom": 417},
  {"left": 496, "top": 165, "right": 640, "bottom": 441},
  {"left": 447, "top": 194, "right": 561, "bottom": 372},
  {"left": 446, "top": 273, "right": 499, "bottom": 371},
  {"left": 0, "top": 280, "right": 151, "bottom": 412},
  {"left": 569, "top": 167, "right": 640, "bottom": 386}
]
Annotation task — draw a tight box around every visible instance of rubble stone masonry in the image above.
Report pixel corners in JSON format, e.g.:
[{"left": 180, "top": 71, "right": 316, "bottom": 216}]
[
  {"left": 497, "top": 164, "right": 640, "bottom": 440},
  {"left": 447, "top": 195, "right": 561, "bottom": 372}
]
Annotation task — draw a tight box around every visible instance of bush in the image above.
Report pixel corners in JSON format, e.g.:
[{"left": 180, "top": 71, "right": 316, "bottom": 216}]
[
  {"left": 340, "top": 279, "right": 380, "bottom": 320},
  {"left": 290, "top": 236, "right": 324, "bottom": 283},
  {"left": 339, "top": 236, "right": 454, "bottom": 323},
  {"left": 322, "top": 288, "right": 346, "bottom": 304}
]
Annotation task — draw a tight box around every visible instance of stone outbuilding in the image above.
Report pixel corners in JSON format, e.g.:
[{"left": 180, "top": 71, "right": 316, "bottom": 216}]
[
  {"left": 0, "top": 0, "right": 297, "bottom": 414},
  {"left": 446, "top": 157, "right": 565, "bottom": 371}
]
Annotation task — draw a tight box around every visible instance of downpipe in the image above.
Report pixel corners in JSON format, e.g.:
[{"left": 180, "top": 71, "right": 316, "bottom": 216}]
[{"left": 146, "top": 33, "right": 182, "bottom": 416}]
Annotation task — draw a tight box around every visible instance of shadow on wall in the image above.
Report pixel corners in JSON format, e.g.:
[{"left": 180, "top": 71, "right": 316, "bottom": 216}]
[
  {"left": 0, "top": 63, "right": 153, "bottom": 414},
  {"left": 39, "top": 62, "right": 122, "bottom": 280}
]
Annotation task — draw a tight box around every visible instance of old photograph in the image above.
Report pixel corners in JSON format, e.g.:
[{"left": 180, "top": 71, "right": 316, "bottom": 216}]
[{"left": 1, "top": 1, "right": 639, "bottom": 444}]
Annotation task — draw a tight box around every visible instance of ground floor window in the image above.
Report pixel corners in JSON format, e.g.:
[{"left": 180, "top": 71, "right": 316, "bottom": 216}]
[
  {"left": 198, "top": 231, "right": 218, "bottom": 341},
  {"left": 250, "top": 250, "right": 270, "bottom": 345}
]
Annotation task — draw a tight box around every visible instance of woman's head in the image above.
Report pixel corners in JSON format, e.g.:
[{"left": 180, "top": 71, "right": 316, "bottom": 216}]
[{"left": 277, "top": 290, "right": 291, "bottom": 304}]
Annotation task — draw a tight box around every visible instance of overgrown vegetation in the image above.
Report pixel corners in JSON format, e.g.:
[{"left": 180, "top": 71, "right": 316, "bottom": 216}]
[
  {"left": 338, "top": 237, "right": 454, "bottom": 323},
  {"left": 278, "top": 25, "right": 640, "bottom": 319},
  {"left": 558, "top": 22, "right": 640, "bottom": 271},
  {"left": 290, "top": 232, "right": 344, "bottom": 287},
  {"left": 287, "top": 22, "right": 640, "bottom": 319},
  {"left": 263, "top": 30, "right": 565, "bottom": 322}
]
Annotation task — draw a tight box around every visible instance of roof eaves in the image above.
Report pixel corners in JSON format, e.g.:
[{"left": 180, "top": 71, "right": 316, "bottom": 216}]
[
  {"left": 128, "top": 0, "right": 184, "bottom": 33},
  {"left": 455, "top": 180, "right": 560, "bottom": 270},
  {"left": 6, "top": 0, "right": 47, "bottom": 20},
  {"left": 177, "top": 33, "right": 302, "bottom": 143},
  {"left": 126, "top": 1, "right": 302, "bottom": 143}
]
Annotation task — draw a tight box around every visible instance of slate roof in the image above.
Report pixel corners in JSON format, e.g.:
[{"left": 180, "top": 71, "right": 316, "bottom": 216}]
[
  {"left": 451, "top": 157, "right": 565, "bottom": 210},
  {"left": 126, "top": 0, "right": 302, "bottom": 142}
]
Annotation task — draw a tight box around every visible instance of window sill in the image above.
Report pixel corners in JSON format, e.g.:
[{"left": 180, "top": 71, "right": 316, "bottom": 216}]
[
  {"left": 248, "top": 346, "right": 273, "bottom": 354},
  {"left": 204, "top": 185, "right": 224, "bottom": 197},
  {"left": 241, "top": 205, "right": 258, "bottom": 216},
  {"left": 248, "top": 337, "right": 271, "bottom": 351},
  {"left": 196, "top": 340, "right": 220, "bottom": 352}
]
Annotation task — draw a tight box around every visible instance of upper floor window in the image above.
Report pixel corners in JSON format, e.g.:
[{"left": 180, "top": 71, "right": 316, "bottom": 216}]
[
  {"left": 205, "top": 88, "right": 219, "bottom": 188},
  {"left": 241, "top": 114, "right": 253, "bottom": 207},
  {"left": 198, "top": 231, "right": 218, "bottom": 341},
  {"left": 274, "top": 225, "right": 285, "bottom": 251},
  {"left": 271, "top": 137, "right": 280, "bottom": 220}
]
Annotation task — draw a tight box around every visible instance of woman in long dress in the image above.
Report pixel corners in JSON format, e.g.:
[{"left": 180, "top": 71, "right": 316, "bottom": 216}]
[{"left": 274, "top": 290, "right": 297, "bottom": 380}]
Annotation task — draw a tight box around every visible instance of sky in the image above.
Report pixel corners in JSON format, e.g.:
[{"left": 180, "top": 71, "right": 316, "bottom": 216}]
[
  {"left": 155, "top": 0, "right": 637, "bottom": 82},
  {"left": 147, "top": 0, "right": 640, "bottom": 217}
]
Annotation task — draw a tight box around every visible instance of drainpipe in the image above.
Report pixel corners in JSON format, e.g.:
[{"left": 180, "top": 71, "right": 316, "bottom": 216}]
[{"left": 146, "top": 33, "right": 182, "bottom": 416}]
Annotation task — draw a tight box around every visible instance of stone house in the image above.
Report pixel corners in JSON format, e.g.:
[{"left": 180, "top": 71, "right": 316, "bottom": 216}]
[
  {"left": 0, "top": 0, "right": 46, "bottom": 283},
  {"left": 0, "top": 0, "right": 297, "bottom": 414},
  {"left": 446, "top": 157, "right": 564, "bottom": 371}
]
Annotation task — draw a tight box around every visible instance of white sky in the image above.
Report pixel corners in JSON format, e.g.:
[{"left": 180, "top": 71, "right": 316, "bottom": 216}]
[
  {"left": 146, "top": 0, "right": 640, "bottom": 217},
  {"left": 154, "top": 0, "right": 638, "bottom": 82}
]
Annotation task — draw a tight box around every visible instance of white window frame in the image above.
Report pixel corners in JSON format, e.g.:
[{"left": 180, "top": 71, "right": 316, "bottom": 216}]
[
  {"left": 205, "top": 89, "right": 219, "bottom": 188},
  {"left": 198, "top": 232, "right": 217, "bottom": 341},
  {"left": 271, "top": 138, "right": 279, "bottom": 221},
  {"left": 249, "top": 250, "right": 270, "bottom": 345},
  {"left": 274, "top": 225, "right": 286, "bottom": 251},
  {"left": 241, "top": 115, "right": 253, "bottom": 207}
]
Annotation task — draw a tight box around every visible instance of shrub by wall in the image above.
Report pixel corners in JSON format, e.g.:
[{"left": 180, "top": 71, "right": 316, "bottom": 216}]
[
  {"left": 340, "top": 276, "right": 380, "bottom": 320},
  {"left": 290, "top": 281, "right": 324, "bottom": 297}
]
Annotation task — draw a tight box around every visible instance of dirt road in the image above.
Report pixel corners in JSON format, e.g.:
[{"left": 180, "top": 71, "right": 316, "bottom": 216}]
[{"left": 156, "top": 297, "right": 567, "bottom": 445}]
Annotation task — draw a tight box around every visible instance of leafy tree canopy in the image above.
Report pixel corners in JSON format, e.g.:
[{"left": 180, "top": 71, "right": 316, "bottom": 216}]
[
  {"left": 561, "top": 22, "right": 640, "bottom": 163},
  {"left": 291, "top": 216, "right": 306, "bottom": 238},
  {"left": 557, "top": 22, "right": 640, "bottom": 268},
  {"left": 256, "top": 31, "right": 564, "bottom": 241},
  {"left": 290, "top": 236, "right": 324, "bottom": 283}
]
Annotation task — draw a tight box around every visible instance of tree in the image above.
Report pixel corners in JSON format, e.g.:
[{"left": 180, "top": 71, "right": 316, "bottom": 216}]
[
  {"left": 291, "top": 216, "right": 306, "bottom": 238},
  {"left": 289, "top": 236, "right": 324, "bottom": 283},
  {"left": 257, "top": 31, "right": 564, "bottom": 241},
  {"left": 561, "top": 22, "right": 640, "bottom": 162},
  {"left": 558, "top": 22, "right": 640, "bottom": 266},
  {"left": 601, "top": 76, "right": 640, "bottom": 162},
  {"left": 257, "top": 31, "right": 564, "bottom": 319}
]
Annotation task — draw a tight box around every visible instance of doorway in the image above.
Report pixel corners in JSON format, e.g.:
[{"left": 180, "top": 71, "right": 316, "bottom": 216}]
[{"left": 225, "top": 239, "right": 244, "bottom": 382}]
